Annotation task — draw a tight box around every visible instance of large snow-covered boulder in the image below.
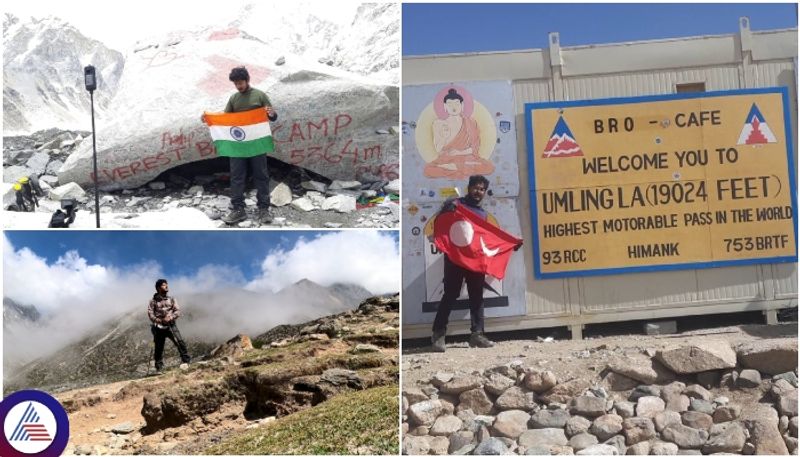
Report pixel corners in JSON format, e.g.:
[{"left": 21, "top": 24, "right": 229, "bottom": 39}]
[{"left": 58, "top": 26, "right": 398, "bottom": 190}]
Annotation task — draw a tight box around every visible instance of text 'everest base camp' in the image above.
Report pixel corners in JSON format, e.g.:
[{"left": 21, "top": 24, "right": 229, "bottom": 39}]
[{"left": 3, "top": 3, "right": 400, "bottom": 229}]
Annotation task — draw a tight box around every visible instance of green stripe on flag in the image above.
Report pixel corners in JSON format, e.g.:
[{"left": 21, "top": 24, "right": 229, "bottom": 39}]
[{"left": 214, "top": 137, "right": 275, "bottom": 158}]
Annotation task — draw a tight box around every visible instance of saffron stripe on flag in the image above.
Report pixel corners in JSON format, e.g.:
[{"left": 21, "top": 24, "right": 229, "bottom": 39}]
[{"left": 204, "top": 108, "right": 267, "bottom": 127}]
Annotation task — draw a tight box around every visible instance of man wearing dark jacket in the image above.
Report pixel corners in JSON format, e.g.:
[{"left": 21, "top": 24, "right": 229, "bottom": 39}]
[
  {"left": 431, "top": 174, "right": 504, "bottom": 352},
  {"left": 220, "top": 66, "right": 278, "bottom": 225},
  {"left": 147, "top": 279, "right": 190, "bottom": 372}
]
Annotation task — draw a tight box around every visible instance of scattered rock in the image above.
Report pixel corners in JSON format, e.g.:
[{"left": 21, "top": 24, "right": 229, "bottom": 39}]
[
  {"left": 484, "top": 373, "right": 516, "bottom": 396},
  {"left": 636, "top": 396, "right": 665, "bottom": 418},
  {"left": 403, "top": 435, "right": 430, "bottom": 455},
  {"left": 623, "top": 417, "right": 656, "bottom": 445},
  {"left": 269, "top": 182, "right": 292, "bottom": 206},
  {"left": 650, "top": 441, "right": 679, "bottom": 455},
  {"left": 576, "top": 444, "right": 619, "bottom": 455},
  {"left": 440, "top": 375, "right": 484, "bottom": 395},
  {"left": 523, "top": 370, "right": 558, "bottom": 393},
  {"left": 541, "top": 378, "right": 592, "bottom": 405},
  {"left": 736, "top": 369, "right": 762, "bottom": 388},
  {"left": 608, "top": 358, "right": 661, "bottom": 384},
  {"left": 322, "top": 194, "right": 356, "bottom": 213},
  {"left": 565, "top": 415, "right": 592, "bottom": 437},
  {"left": 385, "top": 178, "right": 400, "bottom": 193},
  {"left": 682, "top": 385, "right": 711, "bottom": 401},
  {"left": 49, "top": 182, "right": 86, "bottom": 200},
  {"left": 629, "top": 385, "right": 661, "bottom": 402},
  {"left": 495, "top": 386, "right": 536, "bottom": 411},
  {"left": 713, "top": 405, "right": 741, "bottom": 423},
  {"left": 571, "top": 395, "right": 608, "bottom": 418},
  {"left": 627, "top": 441, "right": 650, "bottom": 455},
  {"left": 736, "top": 339, "right": 798, "bottom": 375},
  {"left": 773, "top": 371, "right": 798, "bottom": 387},
  {"left": 110, "top": 422, "right": 136, "bottom": 434},
  {"left": 604, "top": 372, "right": 639, "bottom": 391},
  {"left": 743, "top": 404, "right": 789, "bottom": 455},
  {"left": 457, "top": 388, "right": 493, "bottom": 415},
  {"left": 429, "top": 435, "right": 450, "bottom": 455},
  {"left": 518, "top": 428, "right": 569, "bottom": 448},
  {"left": 590, "top": 414, "right": 624, "bottom": 441},
  {"left": 328, "top": 180, "right": 361, "bottom": 190},
  {"left": 661, "top": 423, "right": 708, "bottom": 449},
  {"left": 688, "top": 398, "right": 715, "bottom": 415},
  {"left": 290, "top": 197, "right": 316, "bottom": 212},
  {"left": 777, "top": 389, "right": 798, "bottom": 417},
  {"left": 408, "top": 399, "right": 444, "bottom": 427},
  {"left": 681, "top": 411, "right": 713, "bottom": 431},
  {"left": 430, "top": 415, "right": 463, "bottom": 436},
  {"left": 569, "top": 432, "right": 599, "bottom": 451},
  {"left": 530, "top": 409, "right": 571, "bottom": 429},
  {"left": 656, "top": 341, "right": 737, "bottom": 374},
  {"left": 653, "top": 411, "right": 682, "bottom": 433},
  {"left": 473, "top": 437, "right": 509, "bottom": 455},
  {"left": 492, "top": 410, "right": 530, "bottom": 439},
  {"left": 614, "top": 401, "right": 636, "bottom": 419}
]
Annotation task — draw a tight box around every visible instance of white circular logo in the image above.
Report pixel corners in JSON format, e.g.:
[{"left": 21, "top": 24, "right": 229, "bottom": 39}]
[
  {"left": 450, "top": 221, "right": 474, "bottom": 247},
  {"left": 3, "top": 401, "right": 57, "bottom": 454}
]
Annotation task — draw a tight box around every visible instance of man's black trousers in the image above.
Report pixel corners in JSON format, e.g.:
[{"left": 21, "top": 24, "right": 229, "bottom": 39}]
[
  {"left": 229, "top": 155, "right": 270, "bottom": 209},
  {"left": 151, "top": 324, "right": 190, "bottom": 369},
  {"left": 432, "top": 256, "right": 486, "bottom": 334}
]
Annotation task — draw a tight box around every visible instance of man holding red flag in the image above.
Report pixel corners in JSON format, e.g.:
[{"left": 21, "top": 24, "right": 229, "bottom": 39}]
[{"left": 430, "top": 175, "right": 523, "bottom": 352}]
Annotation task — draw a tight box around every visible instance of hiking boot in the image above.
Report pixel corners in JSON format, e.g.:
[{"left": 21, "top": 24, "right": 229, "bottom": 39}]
[
  {"left": 469, "top": 332, "right": 495, "bottom": 348},
  {"left": 257, "top": 207, "right": 274, "bottom": 224},
  {"left": 222, "top": 208, "right": 247, "bottom": 224},
  {"left": 431, "top": 332, "right": 446, "bottom": 353}
]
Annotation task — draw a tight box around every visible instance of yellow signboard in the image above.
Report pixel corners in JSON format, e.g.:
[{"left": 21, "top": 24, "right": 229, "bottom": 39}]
[{"left": 525, "top": 88, "right": 797, "bottom": 278}]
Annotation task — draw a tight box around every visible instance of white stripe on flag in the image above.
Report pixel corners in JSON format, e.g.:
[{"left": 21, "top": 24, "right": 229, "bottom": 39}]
[{"left": 209, "top": 122, "right": 272, "bottom": 142}]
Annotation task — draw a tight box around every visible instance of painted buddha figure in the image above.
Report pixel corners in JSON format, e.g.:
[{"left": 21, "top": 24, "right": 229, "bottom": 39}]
[{"left": 425, "top": 88, "right": 495, "bottom": 178}]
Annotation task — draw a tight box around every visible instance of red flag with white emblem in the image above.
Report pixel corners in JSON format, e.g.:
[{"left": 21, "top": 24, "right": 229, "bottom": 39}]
[{"left": 433, "top": 204, "right": 523, "bottom": 279}]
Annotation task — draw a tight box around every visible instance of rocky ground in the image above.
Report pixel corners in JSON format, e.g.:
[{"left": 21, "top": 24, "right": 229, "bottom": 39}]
[
  {"left": 53, "top": 295, "right": 399, "bottom": 455},
  {"left": 3, "top": 129, "right": 400, "bottom": 229},
  {"left": 402, "top": 322, "right": 798, "bottom": 455}
]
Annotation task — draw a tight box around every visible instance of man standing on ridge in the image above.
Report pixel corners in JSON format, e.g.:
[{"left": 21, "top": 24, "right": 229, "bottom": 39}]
[
  {"left": 148, "top": 279, "right": 191, "bottom": 372},
  {"left": 204, "top": 66, "right": 279, "bottom": 225}
]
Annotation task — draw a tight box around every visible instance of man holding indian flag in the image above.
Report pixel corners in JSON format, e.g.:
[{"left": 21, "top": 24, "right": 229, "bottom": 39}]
[{"left": 202, "top": 66, "right": 278, "bottom": 225}]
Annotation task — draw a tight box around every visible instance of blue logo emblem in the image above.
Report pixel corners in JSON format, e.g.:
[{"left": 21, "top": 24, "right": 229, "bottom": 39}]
[
  {"left": 1, "top": 390, "right": 69, "bottom": 457},
  {"left": 230, "top": 126, "right": 247, "bottom": 142},
  {"left": 499, "top": 120, "right": 511, "bottom": 133}
]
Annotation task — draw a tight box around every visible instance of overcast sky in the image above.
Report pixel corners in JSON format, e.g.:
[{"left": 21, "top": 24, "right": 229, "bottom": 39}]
[{"left": 4, "top": 0, "right": 362, "bottom": 50}]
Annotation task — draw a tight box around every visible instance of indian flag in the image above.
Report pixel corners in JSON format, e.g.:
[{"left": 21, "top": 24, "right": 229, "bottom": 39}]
[{"left": 204, "top": 108, "right": 275, "bottom": 157}]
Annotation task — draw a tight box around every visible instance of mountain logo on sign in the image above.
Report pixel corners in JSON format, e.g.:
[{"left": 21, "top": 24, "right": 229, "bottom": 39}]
[
  {"left": 737, "top": 103, "right": 777, "bottom": 145},
  {"left": 542, "top": 116, "right": 584, "bottom": 158}
]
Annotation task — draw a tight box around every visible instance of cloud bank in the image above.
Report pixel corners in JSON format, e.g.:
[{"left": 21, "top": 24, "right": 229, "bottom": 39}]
[{"left": 3, "top": 231, "right": 398, "bottom": 370}]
